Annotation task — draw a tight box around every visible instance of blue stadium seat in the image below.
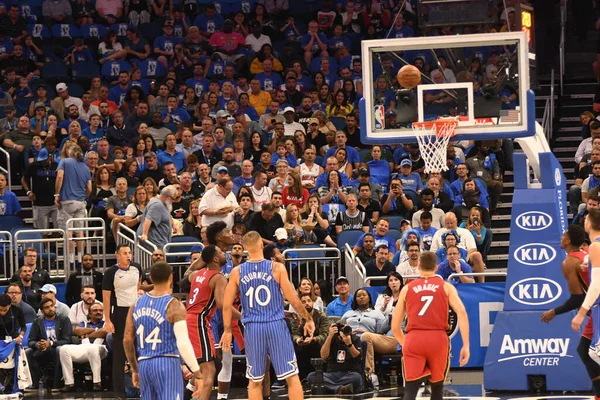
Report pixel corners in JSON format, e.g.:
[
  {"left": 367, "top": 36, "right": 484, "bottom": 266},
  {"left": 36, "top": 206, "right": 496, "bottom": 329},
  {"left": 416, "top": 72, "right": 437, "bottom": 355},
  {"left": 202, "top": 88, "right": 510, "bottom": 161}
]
[
  {"left": 359, "top": 148, "right": 370, "bottom": 162},
  {"left": 387, "top": 229, "right": 402, "bottom": 245},
  {"left": 81, "top": 24, "right": 107, "bottom": 40},
  {"left": 111, "top": 23, "right": 131, "bottom": 38},
  {"left": 385, "top": 216, "right": 404, "bottom": 230},
  {"left": 13, "top": 97, "right": 32, "bottom": 117},
  {"left": 336, "top": 229, "right": 364, "bottom": 251},
  {"left": 19, "top": 4, "right": 40, "bottom": 23},
  {"left": 22, "top": 323, "right": 33, "bottom": 345},
  {"left": 165, "top": 236, "right": 203, "bottom": 262},
  {"left": 0, "top": 216, "right": 24, "bottom": 233},
  {"left": 41, "top": 62, "right": 69, "bottom": 82},
  {"left": 27, "top": 24, "right": 51, "bottom": 41},
  {"left": 67, "top": 82, "right": 85, "bottom": 98},
  {"left": 403, "top": 189, "right": 418, "bottom": 210},
  {"left": 72, "top": 62, "right": 100, "bottom": 81},
  {"left": 137, "top": 23, "right": 162, "bottom": 43},
  {"left": 329, "top": 117, "right": 346, "bottom": 131},
  {"left": 51, "top": 24, "right": 82, "bottom": 39},
  {"left": 11, "top": 228, "right": 56, "bottom": 266},
  {"left": 322, "top": 203, "right": 346, "bottom": 225},
  {"left": 315, "top": 155, "right": 324, "bottom": 166},
  {"left": 138, "top": 59, "right": 166, "bottom": 78},
  {"left": 101, "top": 60, "right": 132, "bottom": 79}
]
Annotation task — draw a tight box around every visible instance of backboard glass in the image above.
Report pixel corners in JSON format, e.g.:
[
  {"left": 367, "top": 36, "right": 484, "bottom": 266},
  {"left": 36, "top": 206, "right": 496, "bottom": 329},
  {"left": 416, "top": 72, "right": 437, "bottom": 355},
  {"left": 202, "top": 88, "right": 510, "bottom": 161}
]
[{"left": 359, "top": 31, "right": 535, "bottom": 144}]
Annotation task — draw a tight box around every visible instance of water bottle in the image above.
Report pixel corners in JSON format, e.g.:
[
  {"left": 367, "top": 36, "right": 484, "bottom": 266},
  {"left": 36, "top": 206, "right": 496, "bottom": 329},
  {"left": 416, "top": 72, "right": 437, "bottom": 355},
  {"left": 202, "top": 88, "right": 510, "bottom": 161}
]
[
  {"left": 390, "top": 365, "right": 398, "bottom": 387},
  {"left": 371, "top": 373, "right": 380, "bottom": 390}
]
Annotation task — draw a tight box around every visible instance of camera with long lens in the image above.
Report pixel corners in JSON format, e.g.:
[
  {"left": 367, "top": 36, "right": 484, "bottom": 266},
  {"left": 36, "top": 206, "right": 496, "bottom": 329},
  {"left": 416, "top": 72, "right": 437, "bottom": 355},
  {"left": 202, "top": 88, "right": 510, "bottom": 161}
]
[
  {"left": 310, "top": 358, "right": 325, "bottom": 395},
  {"left": 336, "top": 323, "right": 352, "bottom": 336}
]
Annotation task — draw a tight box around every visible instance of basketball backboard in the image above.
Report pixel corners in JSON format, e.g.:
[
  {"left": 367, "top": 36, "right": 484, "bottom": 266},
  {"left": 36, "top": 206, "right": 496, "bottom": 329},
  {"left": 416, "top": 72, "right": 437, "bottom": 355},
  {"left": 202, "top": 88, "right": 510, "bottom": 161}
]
[{"left": 358, "top": 31, "right": 535, "bottom": 144}]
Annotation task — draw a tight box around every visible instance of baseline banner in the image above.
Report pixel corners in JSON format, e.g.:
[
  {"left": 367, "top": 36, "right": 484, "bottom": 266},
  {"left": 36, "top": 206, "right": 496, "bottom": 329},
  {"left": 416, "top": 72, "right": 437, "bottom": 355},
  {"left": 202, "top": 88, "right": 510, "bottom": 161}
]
[{"left": 450, "top": 282, "right": 505, "bottom": 367}]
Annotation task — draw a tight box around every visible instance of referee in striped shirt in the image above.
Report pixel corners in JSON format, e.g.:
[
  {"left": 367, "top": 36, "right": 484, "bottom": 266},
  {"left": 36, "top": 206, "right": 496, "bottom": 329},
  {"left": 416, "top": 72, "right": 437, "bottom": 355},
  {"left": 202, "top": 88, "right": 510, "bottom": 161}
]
[{"left": 102, "top": 245, "right": 144, "bottom": 399}]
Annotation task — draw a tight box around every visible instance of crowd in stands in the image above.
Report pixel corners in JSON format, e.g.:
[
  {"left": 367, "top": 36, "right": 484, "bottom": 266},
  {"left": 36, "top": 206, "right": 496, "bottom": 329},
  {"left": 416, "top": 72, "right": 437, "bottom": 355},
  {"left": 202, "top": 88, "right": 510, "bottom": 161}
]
[{"left": 0, "top": 0, "right": 530, "bottom": 395}]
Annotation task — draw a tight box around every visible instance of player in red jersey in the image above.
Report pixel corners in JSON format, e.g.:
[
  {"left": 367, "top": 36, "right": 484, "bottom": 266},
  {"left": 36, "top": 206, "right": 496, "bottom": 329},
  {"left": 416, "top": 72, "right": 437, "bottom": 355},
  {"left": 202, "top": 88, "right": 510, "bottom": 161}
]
[
  {"left": 392, "top": 251, "right": 470, "bottom": 400},
  {"left": 186, "top": 245, "right": 241, "bottom": 400}
]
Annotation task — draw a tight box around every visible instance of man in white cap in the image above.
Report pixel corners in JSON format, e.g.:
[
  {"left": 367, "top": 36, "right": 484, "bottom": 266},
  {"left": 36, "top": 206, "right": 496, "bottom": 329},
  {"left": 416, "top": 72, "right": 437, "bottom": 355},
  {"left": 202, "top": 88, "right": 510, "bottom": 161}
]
[
  {"left": 282, "top": 106, "right": 305, "bottom": 136},
  {"left": 37, "top": 284, "right": 71, "bottom": 318},
  {"left": 55, "top": 83, "right": 83, "bottom": 111}
]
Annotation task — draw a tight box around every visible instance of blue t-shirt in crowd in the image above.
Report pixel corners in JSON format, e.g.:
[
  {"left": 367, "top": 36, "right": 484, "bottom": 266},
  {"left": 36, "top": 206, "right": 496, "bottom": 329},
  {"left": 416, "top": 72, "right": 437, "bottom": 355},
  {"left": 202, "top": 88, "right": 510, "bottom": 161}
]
[
  {"left": 415, "top": 226, "right": 437, "bottom": 251},
  {"left": 398, "top": 172, "right": 423, "bottom": 192},
  {"left": 58, "top": 118, "right": 89, "bottom": 132},
  {"left": 157, "top": 150, "right": 187, "bottom": 172},
  {"left": 355, "top": 232, "right": 396, "bottom": 253},
  {"left": 109, "top": 84, "right": 131, "bottom": 107},
  {"left": 43, "top": 318, "right": 57, "bottom": 341},
  {"left": 233, "top": 176, "right": 254, "bottom": 195},
  {"left": 82, "top": 127, "right": 105, "bottom": 150},
  {"left": 326, "top": 294, "right": 354, "bottom": 317},
  {"left": 271, "top": 153, "right": 297, "bottom": 168},
  {"left": 160, "top": 108, "right": 191, "bottom": 124},
  {"left": 436, "top": 259, "right": 473, "bottom": 285},
  {"left": 255, "top": 72, "right": 283, "bottom": 92},
  {"left": 57, "top": 158, "right": 92, "bottom": 201},
  {"left": 324, "top": 146, "right": 360, "bottom": 165},
  {"left": 0, "top": 191, "right": 21, "bottom": 216},
  {"left": 153, "top": 35, "right": 182, "bottom": 53},
  {"left": 185, "top": 77, "right": 211, "bottom": 98},
  {"left": 193, "top": 13, "right": 224, "bottom": 34}
]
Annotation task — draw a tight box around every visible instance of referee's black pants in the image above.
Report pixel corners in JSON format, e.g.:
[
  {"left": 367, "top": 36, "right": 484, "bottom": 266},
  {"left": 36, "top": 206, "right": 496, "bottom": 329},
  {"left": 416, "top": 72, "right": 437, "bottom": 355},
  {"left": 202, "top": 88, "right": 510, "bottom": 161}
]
[{"left": 112, "top": 306, "right": 129, "bottom": 397}]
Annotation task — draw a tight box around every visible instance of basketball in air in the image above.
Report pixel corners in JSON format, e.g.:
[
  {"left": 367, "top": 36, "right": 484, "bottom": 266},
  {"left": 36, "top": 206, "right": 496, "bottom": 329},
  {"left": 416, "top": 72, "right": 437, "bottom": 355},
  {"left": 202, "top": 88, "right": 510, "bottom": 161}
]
[{"left": 397, "top": 65, "right": 422, "bottom": 89}]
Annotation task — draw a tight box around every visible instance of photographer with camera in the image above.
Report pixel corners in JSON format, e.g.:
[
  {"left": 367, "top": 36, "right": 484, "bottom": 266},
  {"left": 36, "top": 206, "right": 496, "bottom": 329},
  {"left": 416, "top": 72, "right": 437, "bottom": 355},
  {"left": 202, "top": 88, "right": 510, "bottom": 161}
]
[
  {"left": 381, "top": 176, "right": 413, "bottom": 218},
  {"left": 306, "top": 322, "right": 363, "bottom": 395},
  {"left": 458, "top": 207, "right": 489, "bottom": 252},
  {"left": 436, "top": 245, "right": 475, "bottom": 285},
  {"left": 291, "top": 294, "right": 330, "bottom": 379}
]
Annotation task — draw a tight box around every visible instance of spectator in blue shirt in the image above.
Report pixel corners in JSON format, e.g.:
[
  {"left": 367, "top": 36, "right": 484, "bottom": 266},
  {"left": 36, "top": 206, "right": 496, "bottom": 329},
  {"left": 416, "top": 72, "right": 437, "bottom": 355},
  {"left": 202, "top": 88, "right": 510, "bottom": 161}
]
[
  {"left": 324, "top": 131, "right": 360, "bottom": 170},
  {"left": 255, "top": 59, "right": 283, "bottom": 94},
  {"left": 194, "top": 4, "right": 224, "bottom": 38},
  {"left": 436, "top": 245, "right": 475, "bottom": 285},
  {"left": 326, "top": 276, "right": 354, "bottom": 317},
  {"left": 374, "top": 76, "right": 396, "bottom": 110},
  {"left": 185, "top": 64, "right": 210, "bottom": 98},
  {"left": 414, "top": 211, "right": 437, "bottom": 251},
  {"left": 397, "top": 159, "right": 424, "bottom": 192},
  {"left": 58, "top": 105, "right": 90, "bottom": 132},
  {"left": 81, "top": 114, "right": 104, "bottom": 150},
  {"left": 301, "top": 20, "right": 328, "bottom": 68},
  {"left": 388, "top": 14, "right": 415, "bottom": 38},
  {"left": 157, "top": 133, "right": 186, "bottom": 171},
  {"left": 161, "top": 94, "right": 191, "bottom": 124},
  {"left": 353, "top": 218, "right": 397, "bottom": 260},
  {"left": 153, "top": 20, "right": 182, "bottom": 69},
  {"left": 0, "top": 173, "right": 21, "bottom": 216},
  {"left": 66, "top": 38, "right": 95, "bottom": 65},
  {"left": 435, "top": 231, "right": 468, "bottom": 264},
  {"left": 108, "top": 71, "right": 131, "bottom": 107}
]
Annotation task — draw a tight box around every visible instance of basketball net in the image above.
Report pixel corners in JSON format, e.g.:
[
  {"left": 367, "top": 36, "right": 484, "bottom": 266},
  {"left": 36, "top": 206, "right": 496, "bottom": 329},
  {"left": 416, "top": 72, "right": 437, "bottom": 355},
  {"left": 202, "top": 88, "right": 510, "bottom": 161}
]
[{"left": 411, "top": 119, "right": 458, "bottom": 174}]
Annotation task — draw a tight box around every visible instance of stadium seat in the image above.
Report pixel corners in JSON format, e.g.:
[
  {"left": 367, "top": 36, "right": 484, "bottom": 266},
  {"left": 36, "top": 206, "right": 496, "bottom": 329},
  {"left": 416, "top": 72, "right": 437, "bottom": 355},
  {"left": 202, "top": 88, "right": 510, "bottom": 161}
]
[
  {"left": 41, "top": 62, "right": 69, "bottom": 82},
  {"left": 329, "top": 117, "right": 346, "bottom": 131},
  {"left": 403, "top": 189, "right": 418, "bottom": 210},
  {"left": 72, "top": 62, "right": 101, "bottom": 81},
  {"left": 164, "top": 236, "right": 203, "bottom": 263},
  {"left": 51, "top": 24, "right": 82, "bottom": 39},
  {"left": 137, "top": 23, "right": 162, "bottom": 43},
  {"left": 67, "top": 82, "right": 85, "bottom": 98},
  {"left": 359, "top": 148, "right": 371, "bottom": 162},
  {"left": 13, "top": 97, "right": 32, "bottom": 117},
  {"left": 11, "top": 228, "right": 56, "bottom": 267},
  {"left": 111, "top": 23, "right": 131, "bottom": 38},
  {"left": 81, "top": 24, "right": 107, "bottom": 41},
  {"left": 101, "top": 60, "right": 132, "bottom": 79},
  {"left": 315, "top": 155, "right": 324, "bottom": 166},
  {"left": 138, "top": 59, "right": 166, "bottom": 78},
  {"left": 387, "top": 229, "right": 403, "bottom": 246},
  {"left": 27, "top": 24, "right": 51, "bottom": 41},
  {"left": 336, "top": 229, "right": 364, "bottom": 251},
  {"left": 322, "top": 203, "right": 346, "bottom": 225},
  {"left": 0, "top": 216, "right": 24, "bottom": 233},
  {"left": 385, "top": 216, "right": 404, "bottom": 230},
  {"left": 22, "top": 323, "right": 33, "bottom": 345},
  {"left": 19, "top": 4, "right": 40, "bottom": 23}
]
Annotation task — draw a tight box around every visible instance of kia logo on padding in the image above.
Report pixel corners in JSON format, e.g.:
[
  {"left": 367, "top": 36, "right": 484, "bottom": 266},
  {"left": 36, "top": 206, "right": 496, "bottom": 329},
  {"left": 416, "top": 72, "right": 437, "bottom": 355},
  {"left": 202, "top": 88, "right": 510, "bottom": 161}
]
[
  {"left": 513, "top": 243, "right": 556, "bottom": 266},
  {"left": 509, "top": 277, "right": 562, "bottom": 305},
  {"left": 515, "top": 211, "right": 553, "bottom": 231}
]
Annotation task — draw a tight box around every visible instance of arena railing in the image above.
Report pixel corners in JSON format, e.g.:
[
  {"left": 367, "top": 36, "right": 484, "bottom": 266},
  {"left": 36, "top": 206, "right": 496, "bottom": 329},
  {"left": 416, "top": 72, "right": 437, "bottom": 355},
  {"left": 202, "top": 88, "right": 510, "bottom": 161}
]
[
  {"left": 14, "top": 228, "right": 66, "bottom": 280},
  {"left": 116, "top": 223, "right": 137, "bottom": 258},
  {"left": 559, "top": 1, "right": 566, "bottom": 95},
  {"left": 65, "top": 217, "right": 107, "bottom": 275},
  {"left": 446, "top": 271, "right": 507, "bottom": 281},
  {"left": 135, "top": 236, "right": 157, "bottom": 273},
  {"left": 163, "top": 241, "right": 204, "bottom": 296},
  {"left": 0, "top": 148, "right": 11, "bottom": 192},
  {"left": 282, "top": 247, "right": 341, "bottom": 293},
  {"left": 344, "top": 243, "right": 367, "bottom": 293},
  {"left": 0, "top": 231, "right": 13, "bottom": 280}
]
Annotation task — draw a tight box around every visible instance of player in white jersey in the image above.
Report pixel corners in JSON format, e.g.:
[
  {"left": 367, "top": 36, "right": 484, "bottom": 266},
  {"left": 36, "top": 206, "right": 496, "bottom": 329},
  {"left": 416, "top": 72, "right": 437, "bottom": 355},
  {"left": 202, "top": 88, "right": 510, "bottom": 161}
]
[{"left": 296, "top": 147, "right": 323, "bottom": 191}]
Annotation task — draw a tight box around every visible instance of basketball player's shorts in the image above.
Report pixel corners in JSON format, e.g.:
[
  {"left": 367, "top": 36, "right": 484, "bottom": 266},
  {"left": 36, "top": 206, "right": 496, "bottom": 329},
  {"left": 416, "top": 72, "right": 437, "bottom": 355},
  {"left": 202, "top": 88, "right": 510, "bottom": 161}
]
[
  {"left": 187, "top": 312, "right": 215, "bottom": 363},
  {"left": 584, "top": 314, "right": 594, "bottom": 340},
  {"left": 589, "top": 305, "right": 600, "bottom": 365},
  {"left": 211, "top": 309, "right": 245, "bottom": 351},
  {"left": 402, "top": 330, "right": 450, "bottom": 383},
  {"left": 139, "top": 356, "right": 184, "bottom": 400},
  {"left": 244, "top": 319, "right": 298, "bottom": 382}
]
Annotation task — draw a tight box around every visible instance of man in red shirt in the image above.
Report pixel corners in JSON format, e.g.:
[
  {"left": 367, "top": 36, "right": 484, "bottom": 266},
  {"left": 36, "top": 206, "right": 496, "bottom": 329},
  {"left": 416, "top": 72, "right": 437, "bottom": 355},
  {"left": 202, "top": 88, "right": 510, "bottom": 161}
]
[
  {"left": 209, "top": 19, "right": 247, "bottom": 72},
  {"left": 392, "top": 251, "right": 470, "bottom": 400}
]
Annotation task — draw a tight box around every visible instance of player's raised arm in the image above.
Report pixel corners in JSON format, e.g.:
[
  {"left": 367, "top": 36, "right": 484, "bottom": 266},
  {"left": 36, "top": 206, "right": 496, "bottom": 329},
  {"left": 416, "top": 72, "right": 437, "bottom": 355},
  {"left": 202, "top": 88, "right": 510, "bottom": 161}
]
[
  {"left": 221, "top": 266, "right": 240, "bottom": 351},
  {"left": 273, "top": 261, "right": 315, "bottom": 337},
  {"left": 123, "top": 306, "right": 139, "bottom": 385},
  {"left": 574, "top": 242, "right": 600, "bottom": 331},
  {"left": 391, "top": 286, "right": 408, "bottom": 346},
  {"left": 445, "top": 282, "right": 470, "bottom": 366}
]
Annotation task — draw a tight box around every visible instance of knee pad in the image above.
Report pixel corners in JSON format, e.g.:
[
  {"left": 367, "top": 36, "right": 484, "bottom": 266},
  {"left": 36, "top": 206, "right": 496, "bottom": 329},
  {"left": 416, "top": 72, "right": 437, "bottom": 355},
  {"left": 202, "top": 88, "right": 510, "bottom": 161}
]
[{"left": 217, "top": 350, "right": 233, "bottom": 382}]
